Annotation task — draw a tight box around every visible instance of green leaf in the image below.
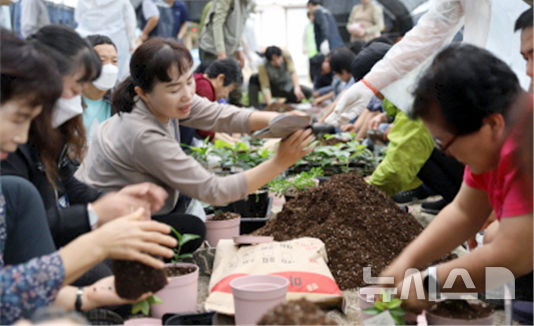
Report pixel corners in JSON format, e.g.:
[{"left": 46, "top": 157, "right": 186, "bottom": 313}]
[
  {"left": 374, "top": 301, "right": 386, "bottom": 311},
  {"left": 179, "top": 233, "right": 201, "bottom": 247},
  {"left": 391, "top": 314, "right": 404, "bottom": 325},
  {"left": 389, "top": 308, "right": 405, "bottom": 317},
  {"left": 170, "top": 226, "right": 182, "bottom": 243},
  {"left": 177, "top": 253, "right": 193, "bottom": 259},
  {"left": 131, "top": 299, "right": 151, "bottom": 316},
  {"left": 148, "top": 295, "right": 163, "bottom": 305},
  {"left": 362, "top": 307, "right": 380, "bottom": 315},
  {"left": 387, "top": 298, "right": 403, "bottom": 309}
]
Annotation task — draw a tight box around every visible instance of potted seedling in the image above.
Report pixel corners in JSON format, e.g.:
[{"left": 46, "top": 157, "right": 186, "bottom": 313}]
[
  {"left": 205, "top": 211, "right": 241, "bottom": 247},
  {"left": 150, "top": 228, "right": 201, "bottom": 318},
  {"left": 121, "top": 227, "right": 201, "bottom": 322},
  {"left": 361, "top": 290, "right": 406, "bottom": 325},
  {"left": 425, "top": 299, "right": 495, "bottom": 325},
  {"left": 269, "top": 168, "right": 323, "bottom": 202}
]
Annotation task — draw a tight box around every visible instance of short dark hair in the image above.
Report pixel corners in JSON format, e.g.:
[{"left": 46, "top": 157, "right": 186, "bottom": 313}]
[
  {"left": 205, "top": 58, "right": 243, "bottom": 86},
  {"left": 329, "top": 47, "right": 356, "bottom": 74},
  {"left": 412, "top": 44, "right": 521, "bottom": 135},
  {"left": 28, "top": 25, "right": 101, "bottom": 82},
  {"left": 113, "top": 37, "right": 193, "bottom": 114},
  {"left": 1, "top": 28, "right": 62, "bottom": 111},
  {"left": 265, "top": 46, "right": 283, "bottom": 62},
  {"left": 307, "top": 0, "right": 322, "bottom": 5},
  {"left": 351, "top": 42, "right": 391, "bottom": 81},
  {"left": 86, "top": 34, "right": 117, "bottom": 50},
  {"left": 515, "top": 7, "right": 533, "bottom": 32}
]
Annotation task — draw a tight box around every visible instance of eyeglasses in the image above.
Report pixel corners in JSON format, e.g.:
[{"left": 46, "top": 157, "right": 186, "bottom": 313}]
[{"left": 434, "top": 135, "right": 457, "bottom": 152}]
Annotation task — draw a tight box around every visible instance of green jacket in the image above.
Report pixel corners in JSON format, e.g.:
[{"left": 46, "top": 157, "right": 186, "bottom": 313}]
[
  {"left": 369, "top": 99, "right": 434, "bottom": 195},
  {"left": 199, "top": 0, "right": 249, "bottom": 56}
]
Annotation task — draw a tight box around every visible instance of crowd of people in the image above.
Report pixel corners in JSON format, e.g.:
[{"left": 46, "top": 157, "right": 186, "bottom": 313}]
[{"left": 0, "top": 0, "right": 533, "bottom": 324}]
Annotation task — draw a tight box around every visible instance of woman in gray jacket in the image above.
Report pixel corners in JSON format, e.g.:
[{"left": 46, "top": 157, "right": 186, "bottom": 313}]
[{"left": 76, "top": 38, "right": 315, "bottom": 250}]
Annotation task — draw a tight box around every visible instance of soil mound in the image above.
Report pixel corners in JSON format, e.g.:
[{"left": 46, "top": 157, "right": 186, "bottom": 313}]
[{"left": 256, "top": 174, "right": 431, "bottom": 289}]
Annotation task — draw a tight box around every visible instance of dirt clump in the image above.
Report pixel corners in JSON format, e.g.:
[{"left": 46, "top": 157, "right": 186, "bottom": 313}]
[
  {"left": 113, "top": 260, "right": 167, "bottom": 299},
  {"left": 257, "top": 299, "right": 337, "bottom": 325},
  {"left": 255, "top": 173, "right": 451, "bottom": 290},
  {"left": 429, "top": 300, "right": 494, "bottom": 320}
]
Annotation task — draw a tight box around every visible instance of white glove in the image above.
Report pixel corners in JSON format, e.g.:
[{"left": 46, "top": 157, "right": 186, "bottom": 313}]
[
  {"left": 319, "top": 40, "right": 330, "bottom": 55},
  {"left": 324, "top": 80, "right": 375, "bottom": 126}
]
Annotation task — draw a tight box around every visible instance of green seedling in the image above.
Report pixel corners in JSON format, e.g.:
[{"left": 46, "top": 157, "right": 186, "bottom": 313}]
[
  {"left": 268, "top": 168, "right": 323, "bottom": 197},
  {"left": 362, "top": 291, "right": 405, "bottom": 325},
  {"left": 131, "top": 227, "right": 200, "bottom": 316}
]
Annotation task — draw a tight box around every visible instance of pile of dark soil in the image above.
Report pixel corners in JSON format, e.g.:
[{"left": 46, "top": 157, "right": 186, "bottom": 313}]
[
  {"left": 113, "top": 260, "right": 167, "bottom": 299},
  {"left": 210, "top": 211, "right": 240, "bottom": 221},
  {"left": 256, "top": 174, "right": 452, "bottom": 290},
  {"left": 257, "top": 299, "right": 336, "bottom": 325},
  {"left": 429, "top": 300, "right": 494, "bottom": 319},
  {"left": 264, "top": 102, "right": 295, "bottom": 113}
]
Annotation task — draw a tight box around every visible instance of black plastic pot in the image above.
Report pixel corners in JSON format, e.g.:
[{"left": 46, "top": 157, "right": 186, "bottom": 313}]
[{"left": 205, "top": 193, "right": 272, "bottom": 234}]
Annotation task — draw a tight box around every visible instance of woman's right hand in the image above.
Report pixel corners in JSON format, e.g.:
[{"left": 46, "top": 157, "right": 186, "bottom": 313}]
[
  {"left": 273, "top": 129, "right": 315, "bottom": 168},
  {"left": 91, "top": 208, "right": 177, "bottom": 269}
]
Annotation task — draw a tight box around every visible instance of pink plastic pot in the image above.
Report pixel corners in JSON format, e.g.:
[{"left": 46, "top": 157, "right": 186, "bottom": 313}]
[
  {"left": 425, "top": 310, "right": 494, "bottom": 325},
  {"left": 230, "top": 274, "right": 289, "bottom": 325},
  {"left": 205, "top": 216, "right": 240, "bottom": 247},
  {"left": 151, "top": 263, "right": 199, "bottom": 318},
  {"left": 124, "top": 317, "right": 160, "bottom": 325}
]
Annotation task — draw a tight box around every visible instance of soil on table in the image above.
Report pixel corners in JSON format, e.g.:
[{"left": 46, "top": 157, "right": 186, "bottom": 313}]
[
  {"left": 113, "top": 260, "right": 167, "bottom": 299},
  {"left": 211, "top": 211, "right": 241, "bottom": 221},
  {"left": 255, "top": 173, "right": 454, "bottom": 290},
  {"left": 264, "top": 102, "right": 295, "bottom": 113},
  {"left": 319, "top": 137, "right": 349, "bottom": 146},
  {"left": 257, "top": 299, "right": 337, "bottom": 325},
  {"left": 429, "top": 300, "right": 494, "bottom": 320},
  {"left": 165, "top": 265, "right": 197, "bottom": 277}
]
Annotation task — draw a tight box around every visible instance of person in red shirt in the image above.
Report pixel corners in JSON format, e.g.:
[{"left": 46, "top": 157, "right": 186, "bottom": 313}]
[
  {"left": 181, "top": 58, "right": 243, "bottom": 143},
  {"left": 378, "top": 44, "right": 533, "bottom": 312}
]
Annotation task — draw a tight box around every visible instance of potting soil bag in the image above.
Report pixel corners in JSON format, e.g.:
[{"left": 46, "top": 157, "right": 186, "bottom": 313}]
[{"left": 204, "top": 237, "right": 343, "bottom": 315}]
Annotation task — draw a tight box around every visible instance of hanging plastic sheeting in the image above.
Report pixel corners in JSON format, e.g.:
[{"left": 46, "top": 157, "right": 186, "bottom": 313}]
[{"left": 326, "top": 0, "right": 531, "bottom": 125}]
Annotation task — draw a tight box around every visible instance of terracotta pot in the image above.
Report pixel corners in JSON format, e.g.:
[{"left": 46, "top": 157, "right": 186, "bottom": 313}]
[
  {"left": 205, "top": 216, "right": 240, "bottom": 247},
  {"left": 230, "top": 274, "right": 289, "bottom": 325},
  {"left": 425, "top": 310, "right": 494, "bottom": 325},
  {"left": 151, "top": 263, "right": 199, "bottom": 318},
  {"left": 124, "top": 317, "right": 161, "bottom": 325}
]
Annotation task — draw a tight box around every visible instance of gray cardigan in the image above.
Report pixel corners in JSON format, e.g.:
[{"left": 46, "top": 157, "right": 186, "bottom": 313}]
[{"left": 76, "top": 95, "right": 251, "bottom": 215}]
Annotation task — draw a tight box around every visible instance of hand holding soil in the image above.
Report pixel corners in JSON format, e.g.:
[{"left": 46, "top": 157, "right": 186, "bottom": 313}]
[
  {"left": 83, "top": 276, "right": 153, "bottom": 310},
  {"left": 273, "top": 129, "right": 315, "bottom": 168},
  {"left": 91, "top": 208, "right": 177, "bottom": 269}
]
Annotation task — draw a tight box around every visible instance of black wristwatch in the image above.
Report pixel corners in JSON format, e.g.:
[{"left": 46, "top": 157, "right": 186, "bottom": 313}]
[{"left": 75, "top": 287, "right": 84, "bottom": 312}]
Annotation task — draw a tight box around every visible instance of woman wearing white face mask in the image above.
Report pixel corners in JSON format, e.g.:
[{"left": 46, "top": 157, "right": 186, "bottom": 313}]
[
  {"left": 82, "top": 35, "right": 119, "bottom": 144},
  {"left": 1, "top": 25, "right": 171, "bottom": 287}
]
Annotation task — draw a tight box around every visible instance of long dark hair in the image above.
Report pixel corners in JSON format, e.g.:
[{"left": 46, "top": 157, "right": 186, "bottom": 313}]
[
  {"left": 0, "top": 29, "right": 62, "bottom": 110},
  {"left": 113, "top": 38, "right": 193, "bottom": 114},
  {"left": 28, "top": 25, "right": 102, "bottom": 187}
]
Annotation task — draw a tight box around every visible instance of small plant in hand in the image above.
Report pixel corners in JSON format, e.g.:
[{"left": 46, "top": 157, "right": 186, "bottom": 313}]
[
  {"left": 129, "top": 227, "right": 200, "bottom": 316},
  {"left": 362, "top": 291, "right": 405, "bottom": 325},
  {"left": 268, "top": 168, "right": 323, "bottom": 198}
]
